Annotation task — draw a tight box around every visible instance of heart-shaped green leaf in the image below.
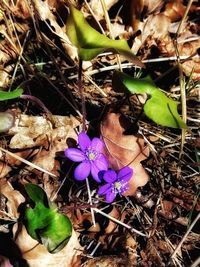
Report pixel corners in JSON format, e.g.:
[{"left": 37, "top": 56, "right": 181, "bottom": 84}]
[
  {"left": 66, "top": 5, "right": 144, "bottom": 67},
  {"left": 0, "top": 88, "right": 23, "bottom": 101},
  {"left": 24, "top": 184, "right": 72, "bottom": 253},
  {"left": 114, "top": 71, "right": 187, "bottom": 128}
]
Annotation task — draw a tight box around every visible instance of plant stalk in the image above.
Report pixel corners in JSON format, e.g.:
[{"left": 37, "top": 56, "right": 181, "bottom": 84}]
[{"left": 78, "top": 58, "right": 87, "bottom": 132}]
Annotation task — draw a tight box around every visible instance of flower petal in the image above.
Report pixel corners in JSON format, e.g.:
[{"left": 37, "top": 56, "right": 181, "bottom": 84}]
[
  {"left": 78, "top": 132, "right": 91, "bottom": 151},
  {"left": 90, "top": 162, "right": 102, "bottom": 183},
  {"left": 91, "top": 154, "right": 109, "bottom": 182},
  {"left": 65, "top": 148, "right": 85, "bottom": 162},
  {"left": 118, "top": 166, "right": 133, "bottom": 183},
  {"left": 91, "top": 137, "right": 104, "bottom": 152},
  {"left": 74, "top": 161, "right": 91, "bottom": 180},
  {"left": 106, "top": 191, "right": 116, "bottom": 203},
  {"left": 98, "top": 183, "right": 112, "bottom": 195},
  {"left": 96, "top": 154, "right": 109, "bottom": 171},
  {"left": 103, "top": 169, "right": 117, "bottom": 183}
]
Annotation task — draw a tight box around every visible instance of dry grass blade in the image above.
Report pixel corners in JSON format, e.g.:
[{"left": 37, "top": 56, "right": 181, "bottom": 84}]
[{"left": 0, "top": 147, "right": 57, "bottom": 177}]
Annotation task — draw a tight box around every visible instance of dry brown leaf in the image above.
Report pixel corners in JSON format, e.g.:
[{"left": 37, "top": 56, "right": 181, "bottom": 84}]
[
  {"left": 131, "top": 0, "right": 164, "bottom": 32},
  {"left": 83, "top": 255, "right": 132, "bottom": 267},
  {"left": 9, "top": 114, "right": 80, "bottom": 149},
  {"left": 101, "top": 113, "right": 149, "bottom": 196},
  {"left": 163, "top": 0, "right": 186, "bottom": 22},
  {"left": 0, "top": 180, "right": 25, "bottom": 219},
  {"left": 125, "top": 234, "right": 138, "bottom": 265},
  {"left": 87, "top": 0, "right": 119, "bottom": 19},
  {"left": 13, "top": 225, "right": 82, "bottom": 267},
  {"left": 32, "top": 0, "right": 77, "bottom": 60},
  {"left": 0, "top": 149, "right": 39, "bottom": 179}
]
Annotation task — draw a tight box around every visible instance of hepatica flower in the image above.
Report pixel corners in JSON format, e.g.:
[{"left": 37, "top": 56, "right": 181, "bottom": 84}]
[
  {"left": 65, "top": 132, "right": 108, "bottom": 182},
  {"left": 98, "top": 167, "right": 133, "bottom": 203}
]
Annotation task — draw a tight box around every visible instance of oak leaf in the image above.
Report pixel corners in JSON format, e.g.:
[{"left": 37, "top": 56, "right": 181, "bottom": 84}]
[{"left": 101, "top": 113, "right": 149, "bottom": 196}]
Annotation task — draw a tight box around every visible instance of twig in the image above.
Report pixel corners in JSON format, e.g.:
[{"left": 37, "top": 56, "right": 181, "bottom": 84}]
[
  {"left": 0, "top": 147, "right": 57, "bottom": 178},
  {"left": 20, "top": 94, "right": 51, "bottom": 114},
  {"left": 86, "top": 178, "right": 96, "bottom": 226},
  {"left": 69, "top": 55, "right": 198, "bottom": 79},
  {"left": 99, "top": 0, "right": 122, "bottom": 71},
  {"left": 93, "top": 207, "right": 146, "bottom": 236},
  {"left": 84, "top": 0, "right": 105, "bottom": 35},
  {"left": 171, "top": 212, "right": 200, "bottom": 259},
  {"left": 174, "top": 0, "right": 194, "bottom": 158},
  {"left": 78, "top": 59, "right": 87, "bottom": 132}
]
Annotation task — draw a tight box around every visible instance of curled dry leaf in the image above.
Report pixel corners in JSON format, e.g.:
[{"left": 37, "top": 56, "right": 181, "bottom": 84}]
[
  {"left": 83, "top": 255, "right": 132, "bottom": 267},
  {"left": 0, "top": 111, "right": 15, "bottom": 133},
  {"left": 86, "top": 0, "right": 119, "bottom": 19},
  {"left": 9, "top": 114, "right": 80, "bottom": 149},
  {"left": 101, "top": 113, "right": 149, "bottom": 196},
  {"left": 13, "top": 225, "right": 82, "bottom": 267},
  {"left": 0, "top": 180, "right": 25, "bottom": 219}
]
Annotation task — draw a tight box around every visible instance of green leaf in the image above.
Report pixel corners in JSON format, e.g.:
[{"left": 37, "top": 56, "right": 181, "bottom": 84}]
[
  {"left": 66, "top": 5, "right": 144, "bottom": 67},
  {"left": 24, "top": 184, "right": 72, "bottom": 253},
  {"left": 0, "top": 88, "right": 23, "bottom": 101},
  {"left": 24, "top": 183, "right": 49, "bottom": 206},
  {"left": 114, "top": 71, "right": 188, "bottom": 128}
]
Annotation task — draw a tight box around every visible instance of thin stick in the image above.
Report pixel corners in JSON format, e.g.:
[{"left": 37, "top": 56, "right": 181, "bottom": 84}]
[
  {"left": 174, "top": 0, "right": 193, "bottom": 158},
  {"left": 171, "top": 212, "right": 200, "bottom": 259},
  {"left": 78, "top": 59, "right": 87, "bottom": 132},
  {"left": 93, "top": 207, "right": 146, "bottom": 237},
  {"left": 86, "top": 178, "right": 96, "bottom": 226},
  {"left": 84, "top": 0, "right": 105, "bottom": 35},
  {"left": 0, "top": 147, "right": 57, "bottom": 178},
  {"left": 99, "top": 0, "right": 122, "bottom": 71},
  {"left": 69, "top": 55, "right": 198, "bottom": 79}
]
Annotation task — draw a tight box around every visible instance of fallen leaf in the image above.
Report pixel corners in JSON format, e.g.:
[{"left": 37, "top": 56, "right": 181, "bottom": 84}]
[
  {"left": 0, "top": 111, "right": 15, "bottom": 133},
  {"left": 163, "top": 0, "right": 186, "bottom": 22},
  {"left": 83, "top": 255, "right": 132, "bottom": 267},
  {"left": 101, "top": 113, "right": 149, "bottom": 196},
  {"left": 0, "top": 180, "right": 25, "bottom": 219},
  {"left": 13, "top": 225, "right": 82, "bottom": 267},
  {"left": 9, "top": 114, "right": 80, "bottom": 149},
  {"left": 0, "top": 149, "right": 39, "bottom": 179},
  {"left": 87, "top": 0, "right": 119, "bottom": 20}
]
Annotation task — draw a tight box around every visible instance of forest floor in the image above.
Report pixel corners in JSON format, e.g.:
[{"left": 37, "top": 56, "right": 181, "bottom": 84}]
[{"left": 0, "top": 1, "right": 199, "bottom": 267}]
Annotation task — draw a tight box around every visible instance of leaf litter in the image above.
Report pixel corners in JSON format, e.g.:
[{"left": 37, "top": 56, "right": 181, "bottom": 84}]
[{"left": 0, "top": 0, "right": 199, "bottom": 266}]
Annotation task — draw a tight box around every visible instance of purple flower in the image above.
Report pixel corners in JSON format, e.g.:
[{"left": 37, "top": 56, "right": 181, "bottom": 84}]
[
  {"left": 65, "top": 132, "right": 108, "bottom": 182},
  {"left": 98, "top": 167, "right": 133, "bottom": 203}
]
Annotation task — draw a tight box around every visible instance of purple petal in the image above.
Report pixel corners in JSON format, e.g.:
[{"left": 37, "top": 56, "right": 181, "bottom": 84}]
[
  {"left": 96, "top": 154, "right": 109, "bottom": 171},
  {"left": 103, "top": 170, "right": 117, "bottom": 183},
  {"left": 78, "top": 132, "right": 91, "bottom": 151},
  {"left": 98, "top": 170, "right": 106, "bottom": 181},
  {"left": 91, "top": 137, "right": 104, "bottom": 152},
  {"left": 106, "top": 191, "right": 116, "bottom": 203},
  {"left": 65, "top": 148, "right": 85, "bottom": 162},
  {"left": 91, "top": 154, "right": 109, "bottom": 182},
  {"left": 98, "top": 183, "right": 112, "bottom": 195},
  {"left": 90, "top": 162, "right": 102, "bottom": 183},
  {"left": 74, "top": 161, "right": 91, "bottom": 180},
  {"left": 118, "top": 166, "right": 133, "bottom": 183}
]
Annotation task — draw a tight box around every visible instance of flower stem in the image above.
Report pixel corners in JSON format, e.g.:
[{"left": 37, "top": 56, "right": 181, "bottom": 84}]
[
  {"left": 20, "top": 94, "right": 51, "bottom": 114},
  {"left": 86, "top": 177, "right": 96, "bottom": 226},
  {"left": 78, "top": 58, "right": 87, "bottom": 132}
]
